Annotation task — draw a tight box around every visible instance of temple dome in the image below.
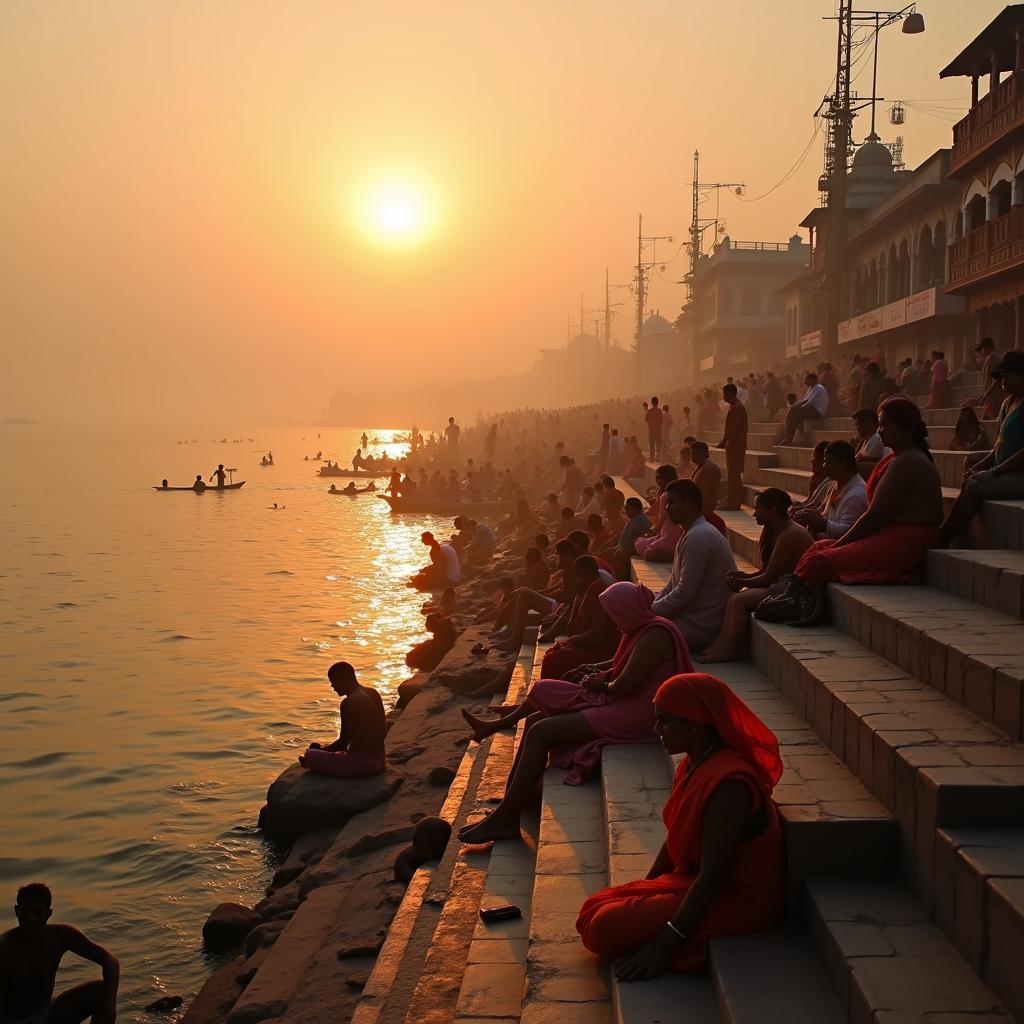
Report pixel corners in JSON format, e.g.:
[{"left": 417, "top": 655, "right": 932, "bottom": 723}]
[{"left": 641, "top": 313, "right": 674, "bottom": 337}]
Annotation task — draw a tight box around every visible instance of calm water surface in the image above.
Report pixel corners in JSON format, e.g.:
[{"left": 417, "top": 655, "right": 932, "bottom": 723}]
[{"left": 0, "top": 425, "right": 451, "bottom": 1019}]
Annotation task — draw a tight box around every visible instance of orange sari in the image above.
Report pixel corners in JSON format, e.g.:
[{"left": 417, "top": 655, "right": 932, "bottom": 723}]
[{"left": 576, "top": 672, "right": 784, "bottom": 971}]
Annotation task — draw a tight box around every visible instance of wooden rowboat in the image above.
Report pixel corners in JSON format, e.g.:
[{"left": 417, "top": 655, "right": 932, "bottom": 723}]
[
  {"left": 380, "top": 495, "right": 509, "bottom": 516},
  {"left": 153, "top": 482, "right": 246, "bottom": 491}
]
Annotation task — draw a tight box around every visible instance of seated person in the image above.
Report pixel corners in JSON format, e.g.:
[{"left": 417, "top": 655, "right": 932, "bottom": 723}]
[
  {"left": 458, "top": 582, "right": 694, "bottom": 842},
  {"left": 523, "top": 546, "right": 551, "bottom": 591},
  {"left": 410, "top": 531, "right": 461, "bottom": 590},
  {"left": 651, "top": 480, "right": 737, "bottom": 652},
  {"left": 406, "top": 613, "right": 458, "bottom": 671},
  {"left": 948, "top": 405, "right": 991, "bottom": 452},
  {"left": 784, "top": 397, "right": 943, "bottom": 624},
  {"left": 790, "top": 441, "right": 834, "bottom": 527},
  {"left": 299, "top": 662, "right": 386, "bottom": 778},
  {"left": 697, "top": 489, "right": 812, "bottom": 663},
  {"left": 939, "top": 352, "right": 1024, "bottom": 546},
  {"left": 635, "top": 465, "right": 683, "bottom": 562},
  {"left": 851, "top": 407, "right": 890, "bottom": 466},
  {"left": 342, "top": 481, "right": 359, "bottom": 494},
  {"left": 556, "top": 506, "right": 584, "bottom": 539},
  {"left": 576, "top": 673, "right": 784, "bottom": 978},
  {"left": 686, "top": 443, "right": 728, "bottom": 537},
  {"left": 779, "top": 372, "right": 829, "bottom": 445},
  {"left": 424, "top": 586, "right": 457, "bottom": 619},
  {"left": 0, "top": 883, "right": 119, "bottom": 1024},
  {"left": 566, "top": 530, "right": 615, "bottom": 583},
  {"left": 466, "top": 519, "right": 497, "bottom": 563},
  {"left": 611, "top": 496, "right": 652, "bottom": 580},
  {"left": 489, "top": 540, "right": 577, "bottom": 649},
  {"left": 578, "top": 486, "right": 603, "bottom": 519},
  {"left": 794, "top": 441, "right": 867, "bottom": 541},
  {"left": 538, "top": 556, "right": 620, "bottom": 679},
  {"left": 585, "top": 512, "right": 613, "bottom": 554}
]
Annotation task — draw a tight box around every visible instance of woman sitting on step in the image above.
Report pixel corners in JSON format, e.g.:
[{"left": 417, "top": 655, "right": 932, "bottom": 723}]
[
  {"left": 696, "top": 489, "right": 812, "bottom": 663},
  {"left": 457, "top": 581, "right": 693, "bottom": 845},
  {"left": 576, "top": 672, "right": 784, "bottom": 979},
  {"left": 781, "top": 396, "right": 943, "bottom": 625}
]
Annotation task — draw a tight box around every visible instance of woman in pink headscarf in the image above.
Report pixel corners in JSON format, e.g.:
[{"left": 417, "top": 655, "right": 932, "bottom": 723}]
[{"left": 458, "top": 582, "right": 693, "bottom": 845}]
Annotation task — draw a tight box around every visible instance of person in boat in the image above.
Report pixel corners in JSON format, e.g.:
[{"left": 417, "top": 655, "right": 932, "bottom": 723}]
[
  {"left": 160, "top": 479, "right": 169, "bottom": 489},
  {"left": 778, "top": 397, "right": 943, "bottom": 624},
  {"left": 576, "top": 673, "right": 784, "bottom": 979},
  {"left": 360, "top": 432, "right": 369, "bottom": 449},
  {"left": 328, "top": 484, "right": 341, "bottom": 494},
  {"left": 387, "top": 469, "right": 402, "bottom": 496},
  {"left": 0, "top": 883, "right": 120, "bottom": 1024},
  {"left": 299, "top": 662, "right": 386, "bottom": 778},
  {"left": 696, "top": 489, "right": 812, "bottom": 663},
  {"left": 209, "top": 463, "right": 227, "bottom": 487},
  {"left": 365, "top": 482, "right": 377, "bottom": 492},
  {"left": 352, "top": 449, "right": 364, "bottom": 471},
  {"left": 192, "top": 475, "right": 207, "bottom": 493},
  {"left": 458, "top": 582, "right": 694, "bottom": 844},
  {"left": 342, "top": 482, "right": 359, "bottom": 495}
]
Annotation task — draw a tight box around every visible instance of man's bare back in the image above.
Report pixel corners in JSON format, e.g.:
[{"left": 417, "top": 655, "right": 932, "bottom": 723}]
[{"left": 341, "top": 685, "right": 386, "bottom": 754}]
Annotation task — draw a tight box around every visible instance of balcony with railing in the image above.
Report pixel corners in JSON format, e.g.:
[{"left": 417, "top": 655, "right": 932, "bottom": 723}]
[
  {"left": 947, "top": 205, "right": 1024, "bottom": 291},
  {"left": 951, "top": 71, "right": 1024, "bottom": 173}
]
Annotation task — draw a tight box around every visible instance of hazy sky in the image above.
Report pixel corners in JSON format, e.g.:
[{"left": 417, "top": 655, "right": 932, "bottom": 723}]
[{"left": 1, "top": 1, "right": 1005, "bottom": 425}]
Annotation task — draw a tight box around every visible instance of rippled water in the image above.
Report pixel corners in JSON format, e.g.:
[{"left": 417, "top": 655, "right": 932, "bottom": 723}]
[{"left": 0, "top": 425, "right": 451, "bottom": 1019}]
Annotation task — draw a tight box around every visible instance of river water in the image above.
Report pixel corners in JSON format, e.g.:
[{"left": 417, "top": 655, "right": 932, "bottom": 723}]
[{"left": 0, "top": 425, "right": 451, "bottom": 1019}]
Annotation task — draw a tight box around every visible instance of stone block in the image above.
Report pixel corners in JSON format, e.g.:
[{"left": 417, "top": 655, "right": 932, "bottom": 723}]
[
  {"left": 964, "top": 658, "right": 996, "bottom": 722},
  {"left": 993, "top": 670, "right": 1023, "bottom": 740},
  {"left": 986, "top": 878, "right": 1024, "bottom": 1022},
  {"left": 456, "top": 963, "right": 524, "bottom": 1019}
]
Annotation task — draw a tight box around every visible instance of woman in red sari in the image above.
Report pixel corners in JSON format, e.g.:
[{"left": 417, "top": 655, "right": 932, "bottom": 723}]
[
  {"left": 538, "top": 556, "right": 619, "bottom": 679},
  {"left": 577, "top": 673, "right": 784, "bottom": 979},
  {"left": 458, "top": 582, "right": 693, "bottom": 844},
  {"left": 782, "top": 396, "right": 942, "bottom": 625}
]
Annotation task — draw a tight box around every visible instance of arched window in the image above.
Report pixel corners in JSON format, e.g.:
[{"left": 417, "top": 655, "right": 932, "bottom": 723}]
[
  {"left": 953, "top": 209, "right": 964, "bottom": 241},
  {"left": 739, "top": 285, "right": 761, "bottom": 315},
  {"left": 917, "top": 225, "right": 935, "bottom": 291},
  {"left": 991, "top": 179, "right": 1012, "bottom": 220},
  {"left": 933, "top": 221, "right": 947, "bottom": 285},
  {"left": 886, "top": 242, "right": 899, "bottom": 301},
  {"left": 897, "top": 238, "right": 911, "bottom": 299},
  {"left": 965, "top": 193, "right": 987, "bottom": 233}
]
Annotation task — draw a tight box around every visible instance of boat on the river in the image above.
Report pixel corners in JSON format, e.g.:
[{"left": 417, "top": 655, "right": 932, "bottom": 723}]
[
  {"left": 153, "top": 482, "right": 246, "bottom": 492},
  {"left": 319, "top": 466, "right": 393, "bottom": 478},
  {"left": 380, "top": 495, "right": 509, "bottom": 515}
]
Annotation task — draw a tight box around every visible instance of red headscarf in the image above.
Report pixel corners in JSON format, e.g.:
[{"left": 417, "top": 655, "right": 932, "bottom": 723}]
[{"left": 654, "top": 673, "right": 783, "bottom": 792}]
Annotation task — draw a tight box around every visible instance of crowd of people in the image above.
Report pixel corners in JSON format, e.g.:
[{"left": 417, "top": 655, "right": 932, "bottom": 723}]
[{"left": 19, "top": 339, "right": 1021, "bottom": 1020}]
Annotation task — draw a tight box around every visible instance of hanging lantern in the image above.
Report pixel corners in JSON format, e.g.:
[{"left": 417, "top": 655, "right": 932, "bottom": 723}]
[{"left": 890, "top": 102, "right": 906, "bottom": 125}]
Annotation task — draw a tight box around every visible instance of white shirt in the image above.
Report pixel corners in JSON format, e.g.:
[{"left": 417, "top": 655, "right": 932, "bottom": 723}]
[
  {"left": 804, "top": 383, "right": 830, "bottom": 418},
  {"left": 737, "top": 385, "right": 750, "bottom": 407},
  {"left": 856, "top": 432, "right": 890, "bottom": 460},
  {"left": 439, "top": 542, "right": 461, "bottom": 582},
  {"left": 651, "top": 517, "right": 737, "bottom": 650},
  {"left": 825, "top": 474, "right": 868, "bottom": 539}
]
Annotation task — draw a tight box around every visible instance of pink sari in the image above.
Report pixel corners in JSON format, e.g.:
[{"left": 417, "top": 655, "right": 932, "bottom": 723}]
[{"left": 529, "top": 582, "right": 694, "bottom": 784}]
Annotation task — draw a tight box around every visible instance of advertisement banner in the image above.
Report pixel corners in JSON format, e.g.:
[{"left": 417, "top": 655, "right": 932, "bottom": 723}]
[
  {"left": 906, "top": 287, "right": 936, "bottom": 323},
  {"left": 799, "top": 330, "right": 822, "bottom": 354}
]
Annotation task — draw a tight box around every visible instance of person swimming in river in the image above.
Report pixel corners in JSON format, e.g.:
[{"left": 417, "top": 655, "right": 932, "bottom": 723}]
[
  {"left": 209, "top": 463, "right": 226, "bottom": 487},
  {"left": 192, "top": 475, "right": 207, "bottom": 493},
  {"left": 299, "top": 662, "right": 386, "bottom": 778},
  {"left": 0, "top": 882, "right": 120, "bottom": 1024}
]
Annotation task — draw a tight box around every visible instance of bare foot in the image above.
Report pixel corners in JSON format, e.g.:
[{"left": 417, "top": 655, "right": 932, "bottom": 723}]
[
  {"left": 458, "top": 814, "right": 522, "bottom": 845},
  {"left": 461, "top": 707, "right": 498, "bottom": 743}
]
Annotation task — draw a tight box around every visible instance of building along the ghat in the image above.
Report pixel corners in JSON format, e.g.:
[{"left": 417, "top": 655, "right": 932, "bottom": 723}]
[{"left": 943, "top": 3, "right": 1024, "bottom": 349}]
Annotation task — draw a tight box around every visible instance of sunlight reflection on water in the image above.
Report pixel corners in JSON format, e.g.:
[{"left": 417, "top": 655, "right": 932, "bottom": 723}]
[{"left": 0, "top": 426, "right": 449, "bottom": 1020}]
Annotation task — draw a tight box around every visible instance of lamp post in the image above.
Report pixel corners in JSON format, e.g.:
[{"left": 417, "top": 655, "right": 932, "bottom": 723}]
[{"left": 822, "top": 3, "right": 924, "bottom": 364}]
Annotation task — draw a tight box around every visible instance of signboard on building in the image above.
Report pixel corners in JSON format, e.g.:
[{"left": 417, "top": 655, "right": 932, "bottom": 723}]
[
  {"left": 799, "top": 330, "right": 822, "bottom": 354},
  {"left": 906, "top": 287, "right": 937, "bottom": 323},
  {"left": 700, "top": 355, "right": 715, "bottom": 372},
  {"left": 838, "top": 286, "right": 938, "bottom": 343},
  {"left": 785, "top": 340, "right": 799, "bottom": 358}
]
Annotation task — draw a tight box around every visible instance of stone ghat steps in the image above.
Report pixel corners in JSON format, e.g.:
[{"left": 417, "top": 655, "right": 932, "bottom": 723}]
[
  {"left": 692, "top": 521, "right": 1024, "bottom": 1011},
  {"left": 353, "top": 641, "right": 541, "bottom": 1024},
  {"left": 718, "top": 508, "right": 1024, "bottom": 741}
]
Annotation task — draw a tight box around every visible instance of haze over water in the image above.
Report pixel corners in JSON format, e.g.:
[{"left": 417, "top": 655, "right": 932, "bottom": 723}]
[{"left": 0, "top": 426, "right": 451, "bottom": 1020}]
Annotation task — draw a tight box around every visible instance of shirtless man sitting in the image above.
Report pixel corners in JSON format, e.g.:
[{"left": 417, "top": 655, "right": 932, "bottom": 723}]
[
  {"left": 0, "top": 883, "right": 119, "bottom": 1024},
  {"left": 299, "top": 663, "right": 386, "bottom": 778}
]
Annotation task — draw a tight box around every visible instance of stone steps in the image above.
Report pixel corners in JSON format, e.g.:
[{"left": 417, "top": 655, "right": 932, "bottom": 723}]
[
  {"left": 354, "top": 643, "right": 540, "bottom": 1024},
  {"left": 935, "top": 828, "right": 1024, "bottom": 1022},
  {"left": 806, "top": 876, "right": 1011, "bottom": 1022},
  {"left": 749, "top": 619, "right": 1024, "bottom": 914},
  {"left": 927, "top": 549, "right": 1024, "bottom": 620},
  {"left": 828, "top": 581, "right": 1024, "bottom": 740}
]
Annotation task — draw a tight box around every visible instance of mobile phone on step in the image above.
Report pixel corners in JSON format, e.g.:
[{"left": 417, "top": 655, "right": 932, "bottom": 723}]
[{"left": 479, "top": 903, "right": 522, "bottom": 922}]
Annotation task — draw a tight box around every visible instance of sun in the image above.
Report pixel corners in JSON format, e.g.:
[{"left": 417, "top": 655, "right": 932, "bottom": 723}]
[{"left": 351, "top": 173, "right": 440, "bottom": 249}]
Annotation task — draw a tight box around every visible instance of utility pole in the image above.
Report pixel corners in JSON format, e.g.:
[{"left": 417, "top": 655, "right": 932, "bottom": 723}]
[
  {"left": 604, "top": 267, "right": 627, "bottom": 359},
  {"left": 633, "top": 214, "right": 673, "bottom": 348},
  {"left": 681, "top": 150, "right": 744, "bottom": 379}
]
